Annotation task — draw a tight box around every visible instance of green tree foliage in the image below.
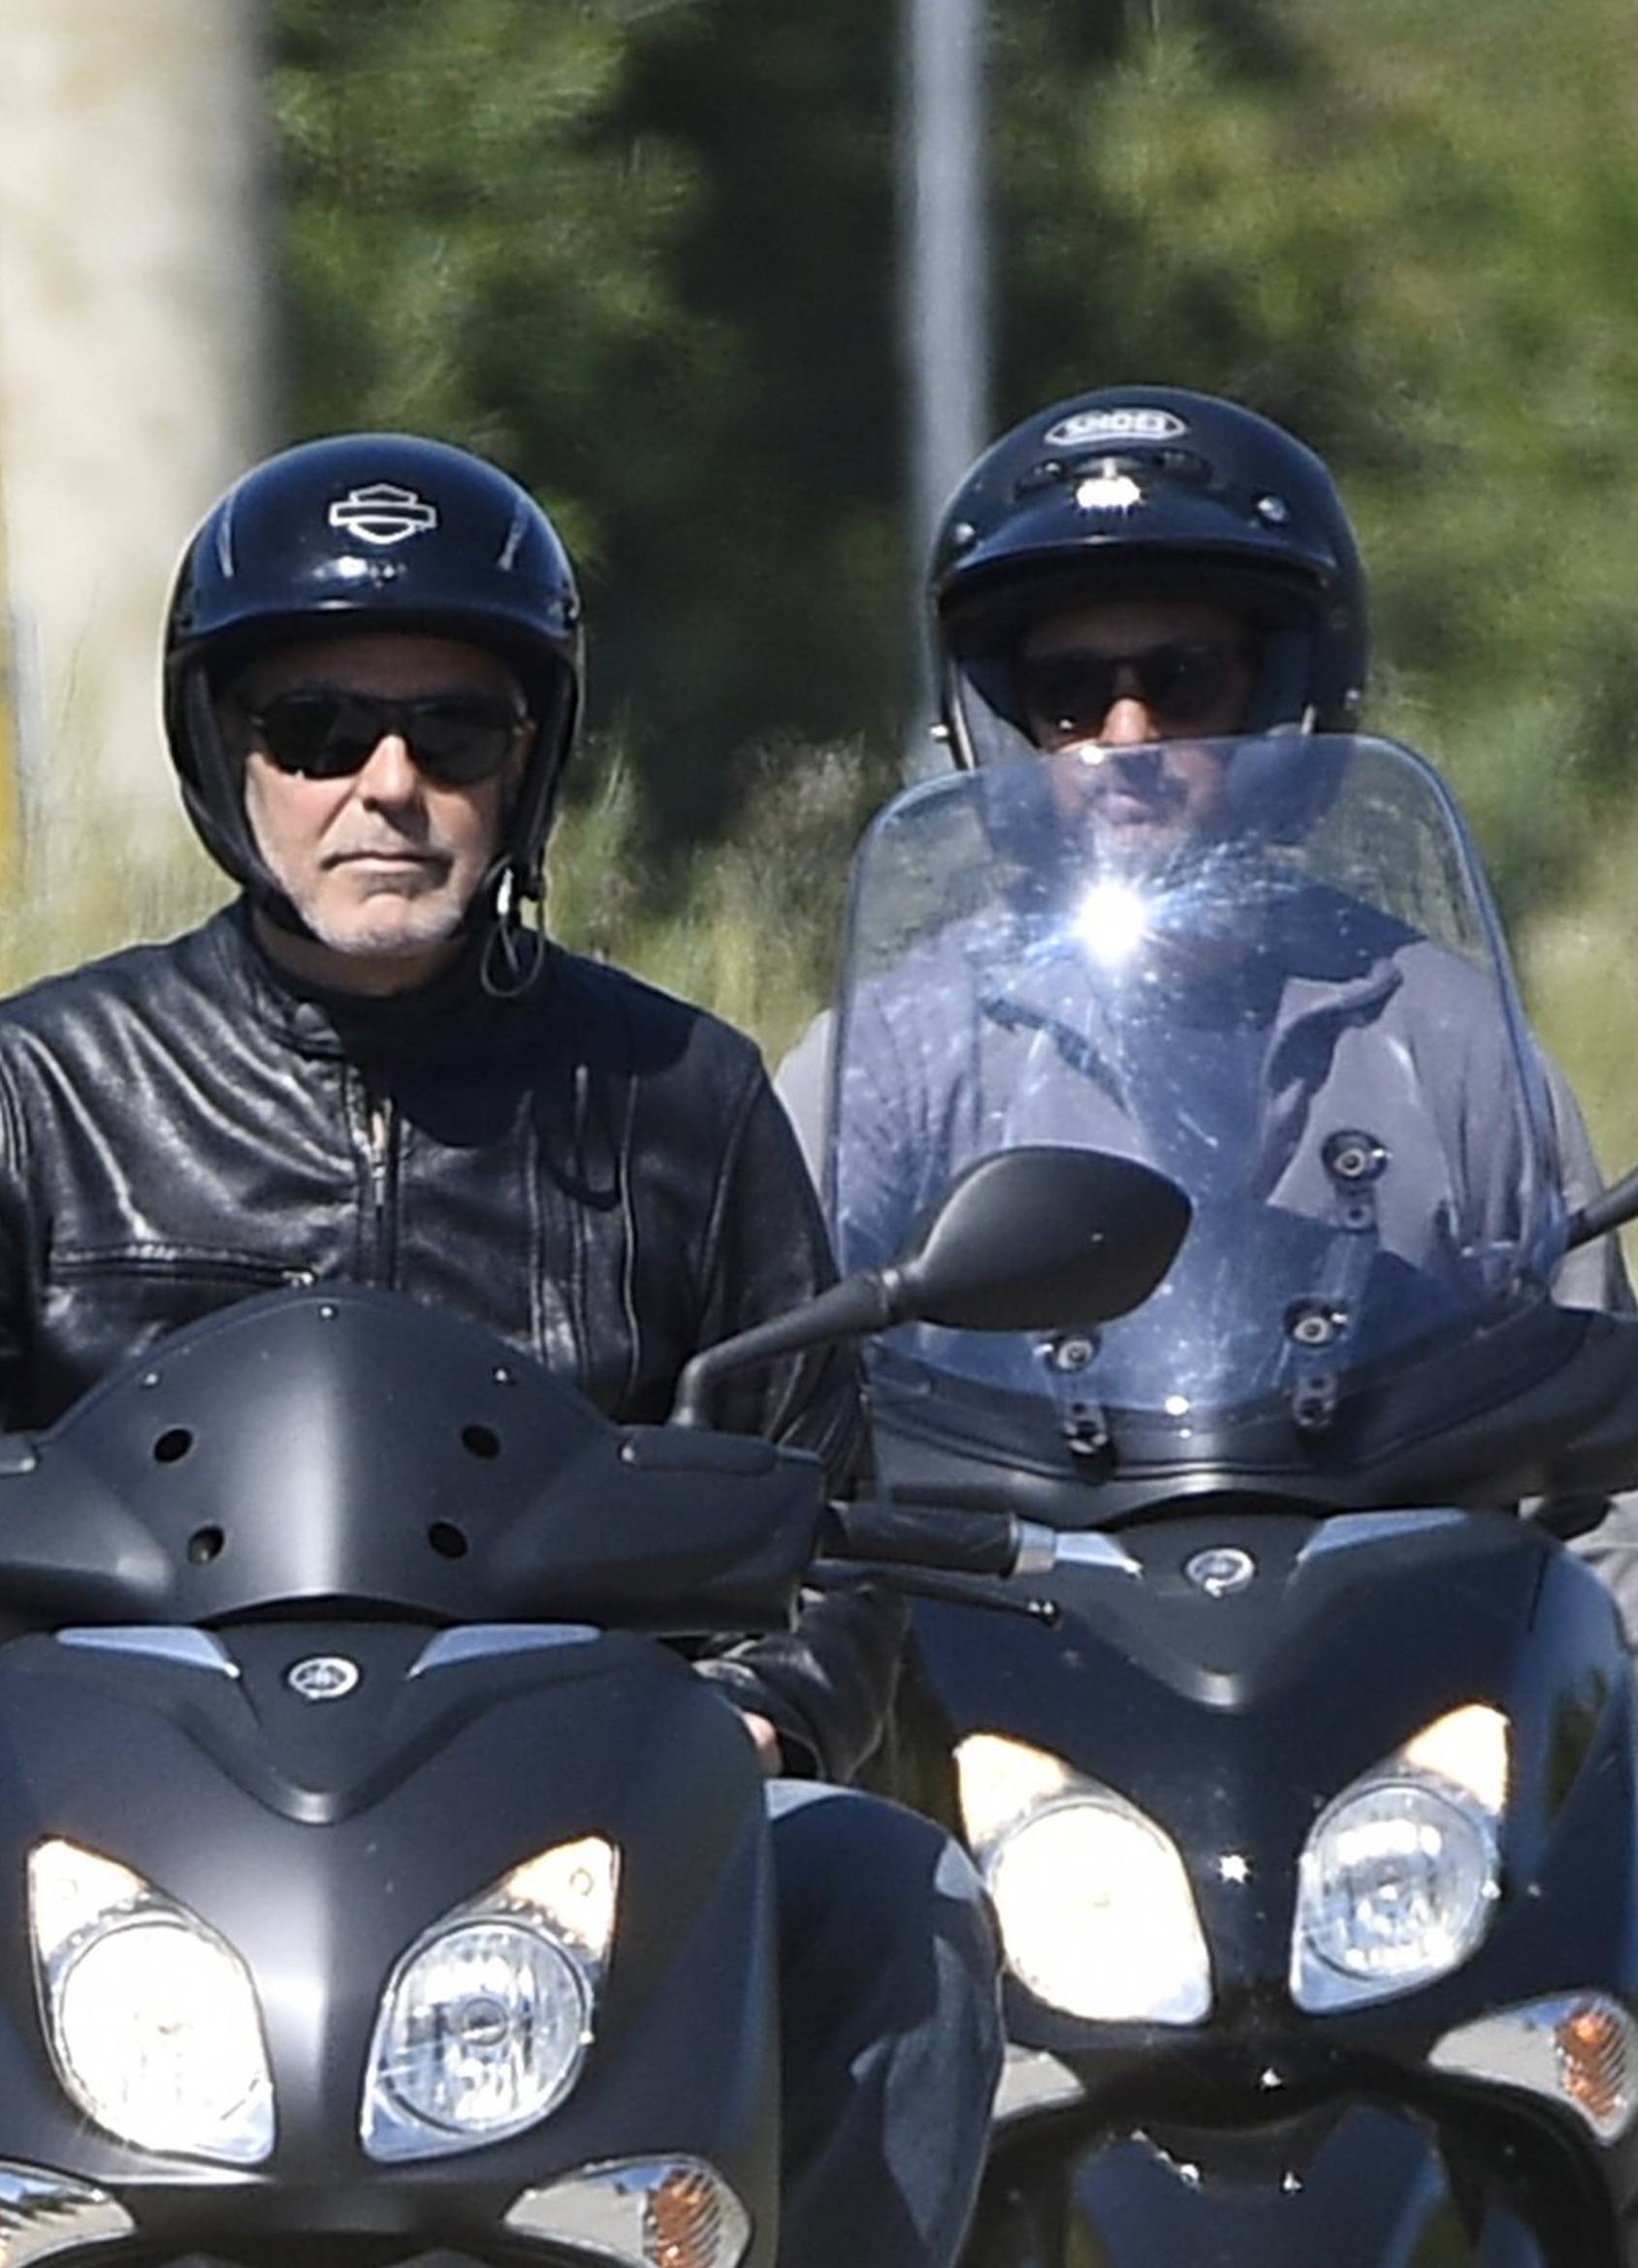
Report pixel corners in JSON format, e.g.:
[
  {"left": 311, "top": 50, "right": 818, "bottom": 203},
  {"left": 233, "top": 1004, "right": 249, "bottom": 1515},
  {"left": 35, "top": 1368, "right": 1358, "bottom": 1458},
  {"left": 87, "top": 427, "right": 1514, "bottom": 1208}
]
[
  {"left": 591, "top": 0, "right": 907, "bottom": 835},
  {"left": 271, "top": 0, "right": 701, "bottom": 568}
]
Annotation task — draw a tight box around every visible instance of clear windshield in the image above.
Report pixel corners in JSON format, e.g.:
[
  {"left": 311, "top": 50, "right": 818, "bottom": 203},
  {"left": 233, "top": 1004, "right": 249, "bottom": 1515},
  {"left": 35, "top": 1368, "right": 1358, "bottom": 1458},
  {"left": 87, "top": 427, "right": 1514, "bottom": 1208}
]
[{"left": 827, "top": 736, "right": 1566, "bottom": 1440}]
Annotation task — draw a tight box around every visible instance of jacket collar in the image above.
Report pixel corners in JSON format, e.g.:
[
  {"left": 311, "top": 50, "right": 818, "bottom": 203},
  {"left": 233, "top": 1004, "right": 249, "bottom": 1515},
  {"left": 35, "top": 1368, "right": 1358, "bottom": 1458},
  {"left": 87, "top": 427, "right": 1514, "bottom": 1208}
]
[{"left": 207, "top": 898, "right": 537, "bottom": 1063}]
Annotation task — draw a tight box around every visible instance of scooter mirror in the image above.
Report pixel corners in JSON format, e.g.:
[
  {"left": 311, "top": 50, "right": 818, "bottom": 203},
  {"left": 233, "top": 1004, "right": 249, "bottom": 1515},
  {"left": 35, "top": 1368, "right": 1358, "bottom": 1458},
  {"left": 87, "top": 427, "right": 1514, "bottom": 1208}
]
[
  {"left": 668, "top": 1147, "right": 1190, "bottom": 1430},
  {"left": 887, "top": 1146, "right": 1191, "bottom": 1332},
  {"left": 1567, "top": 1159, "right": 1638, "bottom": 1251}
]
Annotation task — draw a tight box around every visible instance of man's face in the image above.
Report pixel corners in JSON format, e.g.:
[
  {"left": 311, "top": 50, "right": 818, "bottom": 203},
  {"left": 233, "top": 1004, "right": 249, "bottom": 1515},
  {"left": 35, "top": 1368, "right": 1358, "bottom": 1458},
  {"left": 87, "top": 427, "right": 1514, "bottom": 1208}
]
[
  {"left": 1015, "top": 597, "right": 1255, "bottom": 847},
  {"left": 231, "top": 632, "right": 530, "bottom": 993}
]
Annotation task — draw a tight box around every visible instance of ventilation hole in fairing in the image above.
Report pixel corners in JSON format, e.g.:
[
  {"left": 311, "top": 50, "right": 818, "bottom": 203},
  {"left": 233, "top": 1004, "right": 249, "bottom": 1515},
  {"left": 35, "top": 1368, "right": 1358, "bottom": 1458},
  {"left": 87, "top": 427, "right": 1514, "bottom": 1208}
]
[
  {"left": 187, "top": 1526, "right": 225, "bottom": 1564},
  {"left": 429, "top": 1521, "right": 469, "bottom": 1560},
  {"left": 461, "top": 1423, "right": 501, "bottom": 1460},
  {"left": 153, "top": 1427, "right": 194, "bottom": 1464}
]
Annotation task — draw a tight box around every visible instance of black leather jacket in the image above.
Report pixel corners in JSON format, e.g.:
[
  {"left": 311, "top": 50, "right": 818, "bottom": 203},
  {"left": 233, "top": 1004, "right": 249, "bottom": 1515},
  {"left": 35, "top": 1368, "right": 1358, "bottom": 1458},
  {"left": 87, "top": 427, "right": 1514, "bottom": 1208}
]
[{"left": 0, "top": 903, "right": 894, "bottom": 1778}]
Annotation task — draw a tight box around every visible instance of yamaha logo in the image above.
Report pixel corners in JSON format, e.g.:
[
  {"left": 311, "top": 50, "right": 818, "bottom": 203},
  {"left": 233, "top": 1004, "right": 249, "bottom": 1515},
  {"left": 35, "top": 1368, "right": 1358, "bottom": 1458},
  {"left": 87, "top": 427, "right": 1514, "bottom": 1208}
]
[
  {"left": 1043, "top": 407, "right": 1188, "bottom": 449},
  {"left": 1183, "top": 1548, "right": 1257, "bottom": 1598},
  {"left": 327, "top": 483, "right": 439, "bottom": 547},
  {"left": 286, "top": 1654, "right": 362, "bottom": 1702}
]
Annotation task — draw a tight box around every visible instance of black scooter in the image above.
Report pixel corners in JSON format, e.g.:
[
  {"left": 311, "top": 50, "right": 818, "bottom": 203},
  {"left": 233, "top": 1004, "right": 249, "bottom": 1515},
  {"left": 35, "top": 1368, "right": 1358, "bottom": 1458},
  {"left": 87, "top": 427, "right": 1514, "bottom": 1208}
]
[
  {"left": 0, "top": 1144, "right": 1175, "bottom": 2268},
  {"left": 880, "top": 1426, "right": 1638, "bottom": 2267},
  {"left": 819, "top": 736, "right": 1638, "bottom": 2266}
]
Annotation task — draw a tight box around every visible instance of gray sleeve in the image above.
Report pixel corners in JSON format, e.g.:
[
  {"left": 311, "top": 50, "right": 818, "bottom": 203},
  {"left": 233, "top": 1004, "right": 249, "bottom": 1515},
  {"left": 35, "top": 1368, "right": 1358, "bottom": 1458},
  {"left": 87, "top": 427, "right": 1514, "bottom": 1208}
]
[
  {"left": 773, "top": 1008, "right": 833, "bottom": 1191},
  {"left": 1535, "top": 1046, "right": 1638, "bottom": 1618},
  {"left": 1539, "top": 1045, "right": 1634, "bottom": 1313}
]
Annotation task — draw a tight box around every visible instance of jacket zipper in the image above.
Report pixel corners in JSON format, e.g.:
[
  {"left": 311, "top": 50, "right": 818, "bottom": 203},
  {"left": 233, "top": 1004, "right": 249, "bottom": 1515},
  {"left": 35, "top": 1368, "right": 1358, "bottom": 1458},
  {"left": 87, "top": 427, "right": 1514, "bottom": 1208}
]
[{"left": 360, "top": 1078, "right": 398, "bottom": 1286}]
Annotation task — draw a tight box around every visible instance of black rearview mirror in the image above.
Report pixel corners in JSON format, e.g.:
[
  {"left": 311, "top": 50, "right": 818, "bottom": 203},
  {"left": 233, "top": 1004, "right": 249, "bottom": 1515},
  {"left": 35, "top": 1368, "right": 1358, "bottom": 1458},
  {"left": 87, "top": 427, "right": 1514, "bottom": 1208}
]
[
  {"left": 887, "top": 1146, "right": 1189, "bottom": 1331},
  {"left": 669, "top": 1145, "right": 1191, "bottom": 1426}
]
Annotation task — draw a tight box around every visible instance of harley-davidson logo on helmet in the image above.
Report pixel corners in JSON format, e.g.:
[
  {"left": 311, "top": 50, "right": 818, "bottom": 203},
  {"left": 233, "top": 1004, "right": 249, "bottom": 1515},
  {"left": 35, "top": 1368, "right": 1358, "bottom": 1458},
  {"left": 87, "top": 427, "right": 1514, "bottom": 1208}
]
[
  {"left": 327, "top": 483, "right": 440, "bottom": 548},
  {"left": 1044, "top": 406, "right": 1188, "bottom": 450}
]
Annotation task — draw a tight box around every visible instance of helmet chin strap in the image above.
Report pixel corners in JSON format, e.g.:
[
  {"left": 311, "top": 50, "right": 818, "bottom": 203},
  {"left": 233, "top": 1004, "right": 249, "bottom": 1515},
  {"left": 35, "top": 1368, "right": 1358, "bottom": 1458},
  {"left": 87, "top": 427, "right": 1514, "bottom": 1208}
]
[{"left": 480, "top": 863, "right": 550, "bottom": 999}]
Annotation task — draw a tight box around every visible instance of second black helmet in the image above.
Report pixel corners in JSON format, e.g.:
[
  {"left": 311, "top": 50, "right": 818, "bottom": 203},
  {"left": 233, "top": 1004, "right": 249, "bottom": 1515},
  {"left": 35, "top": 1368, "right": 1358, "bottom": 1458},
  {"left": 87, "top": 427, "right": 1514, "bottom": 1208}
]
[{"left": 929, "top": 385, "right": 1367, "bottom": 767}]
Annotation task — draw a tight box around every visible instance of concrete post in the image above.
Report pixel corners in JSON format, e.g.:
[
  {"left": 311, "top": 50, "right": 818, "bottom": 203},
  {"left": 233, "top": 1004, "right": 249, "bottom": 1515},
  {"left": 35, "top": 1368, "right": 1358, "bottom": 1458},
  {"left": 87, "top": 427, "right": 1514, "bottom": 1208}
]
[{"left": 0, "top": 0, "right": 273, "bottom": 887}]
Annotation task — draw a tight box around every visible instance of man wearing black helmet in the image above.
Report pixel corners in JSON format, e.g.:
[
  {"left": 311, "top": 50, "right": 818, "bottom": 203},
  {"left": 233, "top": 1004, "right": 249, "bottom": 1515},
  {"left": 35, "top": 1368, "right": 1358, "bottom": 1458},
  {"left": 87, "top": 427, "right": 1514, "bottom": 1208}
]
[
  {"left": 779, "top": 385, "right": 1625, "bottom": 1317},
  {"left": 786, "top": 383, "right": 1638, "bottom": 1667},
  {"left": 0, "top": 432, "right": 1002, "bottom": 2268}
]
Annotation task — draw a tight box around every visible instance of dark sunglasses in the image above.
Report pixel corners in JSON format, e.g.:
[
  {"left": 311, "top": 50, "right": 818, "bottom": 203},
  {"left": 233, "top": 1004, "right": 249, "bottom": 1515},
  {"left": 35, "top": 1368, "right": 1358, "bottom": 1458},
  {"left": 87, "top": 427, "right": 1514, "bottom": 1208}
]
[
  {"left": 244, "top": 689, "right": 529, "bottom": 786},
  {"left": 1015, "top": 640, "right": 1247, "bottom": 741}
]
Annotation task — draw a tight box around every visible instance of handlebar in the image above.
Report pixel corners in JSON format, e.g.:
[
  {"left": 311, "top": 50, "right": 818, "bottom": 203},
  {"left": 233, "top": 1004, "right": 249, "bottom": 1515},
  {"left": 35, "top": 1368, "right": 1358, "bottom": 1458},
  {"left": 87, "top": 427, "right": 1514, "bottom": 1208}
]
[{"left": 820, "top": 1500, "right": 1027, "bottom": 1579}]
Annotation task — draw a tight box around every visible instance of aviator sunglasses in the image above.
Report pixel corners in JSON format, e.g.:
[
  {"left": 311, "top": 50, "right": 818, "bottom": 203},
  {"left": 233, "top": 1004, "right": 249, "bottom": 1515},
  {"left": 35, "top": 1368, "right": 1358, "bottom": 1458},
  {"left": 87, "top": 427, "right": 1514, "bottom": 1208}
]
[
  {"left": 1015, "top": 639, "right": 1247, "bottom": 742},
  {"left": 244, "top": 688, "right": 530, "bottom": 787}
]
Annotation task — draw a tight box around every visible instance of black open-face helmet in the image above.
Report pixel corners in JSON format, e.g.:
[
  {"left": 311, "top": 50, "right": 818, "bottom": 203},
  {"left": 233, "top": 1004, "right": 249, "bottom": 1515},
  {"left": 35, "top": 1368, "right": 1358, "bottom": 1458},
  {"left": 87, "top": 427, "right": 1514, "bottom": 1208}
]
[
  {"left": 930, "top": 386, "right": 1367, "bottom": 769},
  {"left": 163, "top": 432, "right": 583, "bottom": 910}
]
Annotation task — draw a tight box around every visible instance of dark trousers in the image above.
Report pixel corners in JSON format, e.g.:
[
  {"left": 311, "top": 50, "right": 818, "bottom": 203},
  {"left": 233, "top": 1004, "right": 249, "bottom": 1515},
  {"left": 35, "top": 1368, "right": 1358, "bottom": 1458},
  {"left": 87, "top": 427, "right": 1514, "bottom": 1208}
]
[{"left": 769, "top": 1781, "right": 1003, "bottom": 2268}]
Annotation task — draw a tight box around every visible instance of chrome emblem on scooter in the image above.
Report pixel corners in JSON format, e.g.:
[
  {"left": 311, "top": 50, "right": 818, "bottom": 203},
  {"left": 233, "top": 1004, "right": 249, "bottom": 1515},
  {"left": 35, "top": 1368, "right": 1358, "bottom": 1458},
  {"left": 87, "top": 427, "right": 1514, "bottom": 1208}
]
[
  {"left": 1183, "top": 1547, "right": 1256, "bottom": 1597},
  {"left": 286, "top": 1654, "right": 362, "bottom": 1702}
]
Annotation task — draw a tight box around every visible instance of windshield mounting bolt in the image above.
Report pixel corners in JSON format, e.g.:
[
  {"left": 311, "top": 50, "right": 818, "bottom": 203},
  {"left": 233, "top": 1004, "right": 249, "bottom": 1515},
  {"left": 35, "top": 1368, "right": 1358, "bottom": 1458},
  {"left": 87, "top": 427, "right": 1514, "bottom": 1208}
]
[
  {"left": 1286, "top": 1300, "right": 1346, "bottom": 1348},
  {"left": 1292, "top": 1373, "right": 1339, "bottom": 1432},
  {"left": 1062, "top": 1399, "right": 1111, "bottom": 1461},
  {"left": 1323, "top": 1130, "right": 1388, "bottom": 1184},
  {"left": 1042, "top": 1333, "right": 1096, "bottom": 1372}
]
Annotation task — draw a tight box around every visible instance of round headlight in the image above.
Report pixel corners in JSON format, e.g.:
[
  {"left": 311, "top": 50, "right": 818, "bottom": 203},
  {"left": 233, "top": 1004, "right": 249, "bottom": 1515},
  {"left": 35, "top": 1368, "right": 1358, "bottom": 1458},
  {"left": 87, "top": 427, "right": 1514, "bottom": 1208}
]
[
  {"left": 987, "top": 1796, "right": 1210, "bottom": 2025},
  {"left": 53, "top": 1915, "right": 273, "bottom": 2160},
  {"left": 1292, "top": 1778, "right": 1498, "bottom": 2012},
  {"left": 363, "top": 1919, "right": 590, "bottom": 2159}
]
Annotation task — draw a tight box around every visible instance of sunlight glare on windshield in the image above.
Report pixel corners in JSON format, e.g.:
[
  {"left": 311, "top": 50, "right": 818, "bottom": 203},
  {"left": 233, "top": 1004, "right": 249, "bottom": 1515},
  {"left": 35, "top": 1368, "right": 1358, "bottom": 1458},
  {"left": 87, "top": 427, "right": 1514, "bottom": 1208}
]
[{"left": 1072, "top": 878, "right": 1149, "bottom": 966}]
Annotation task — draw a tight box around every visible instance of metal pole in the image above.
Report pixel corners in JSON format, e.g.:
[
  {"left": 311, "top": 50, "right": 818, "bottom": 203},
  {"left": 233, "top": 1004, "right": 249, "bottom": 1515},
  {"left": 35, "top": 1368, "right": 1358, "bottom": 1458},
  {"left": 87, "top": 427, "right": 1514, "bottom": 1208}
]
[{"left": 902, "top": 0, "right": 990, "bottom": 772}]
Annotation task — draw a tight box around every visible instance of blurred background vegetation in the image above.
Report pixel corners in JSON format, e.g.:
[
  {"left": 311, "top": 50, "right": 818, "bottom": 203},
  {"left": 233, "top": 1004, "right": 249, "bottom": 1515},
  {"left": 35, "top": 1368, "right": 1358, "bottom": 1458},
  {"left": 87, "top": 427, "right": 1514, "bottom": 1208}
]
[{"left": 10, "top": 0, "right": 1638, "bottom": 1173}]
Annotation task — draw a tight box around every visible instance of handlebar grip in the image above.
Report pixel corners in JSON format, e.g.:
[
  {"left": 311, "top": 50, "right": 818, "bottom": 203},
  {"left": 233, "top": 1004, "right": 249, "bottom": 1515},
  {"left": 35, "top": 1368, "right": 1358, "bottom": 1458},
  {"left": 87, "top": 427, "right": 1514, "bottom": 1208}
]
[{"left": 822, "top": 1500, "right": 1021, "bottom": 1578}]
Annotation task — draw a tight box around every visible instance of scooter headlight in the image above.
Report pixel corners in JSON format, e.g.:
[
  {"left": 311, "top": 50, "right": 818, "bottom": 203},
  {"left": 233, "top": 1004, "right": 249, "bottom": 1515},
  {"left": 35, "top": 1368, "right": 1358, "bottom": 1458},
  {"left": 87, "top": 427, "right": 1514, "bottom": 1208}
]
[
  {"left": 1291, "top": 1704, "right": 1507, "bottom": 2013},
  {"left": 29, "top": 1839, "right": 274, "bottom": 2164},
  {"left": 956, "top": 1734, "right": 1210, "bottom": 2024},
  {"left": 362, "top": 1836, "right": 618, "bottom": 2161}
]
